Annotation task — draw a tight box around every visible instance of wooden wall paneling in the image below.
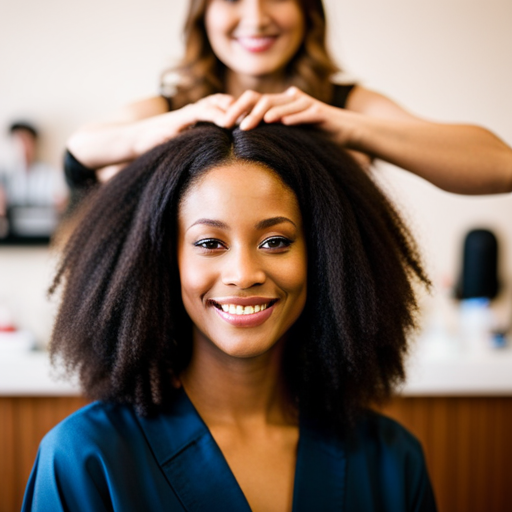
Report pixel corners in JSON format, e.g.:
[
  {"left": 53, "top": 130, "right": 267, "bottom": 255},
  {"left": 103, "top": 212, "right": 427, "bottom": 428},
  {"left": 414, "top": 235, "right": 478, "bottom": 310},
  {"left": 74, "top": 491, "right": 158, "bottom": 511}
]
[
  {"left": 427, "top": 397, "right": 451, "bottom": 510},
  {"left": 489, "top": 399, "right": 509, "bottom": 512},
  {"left": 472, "top": 398, "right": 491, "bottom": 512},
  {"left": 2, "top": 396, "right": 88, "bottom": 512},
  {"left": 0, "top": 398, "right": 16, "bottom": 512},
  {"left": 494, "top": 398, "right": 512, "bottom": 512},
  {"left": 380, "top": 397, "right": 512, "bottom": 512},
  {"left": 455, "top": 398, "right": 472, "bottom": 511},
  {"left": 15, "top": 397, "right": 38, "bottom": 508}
]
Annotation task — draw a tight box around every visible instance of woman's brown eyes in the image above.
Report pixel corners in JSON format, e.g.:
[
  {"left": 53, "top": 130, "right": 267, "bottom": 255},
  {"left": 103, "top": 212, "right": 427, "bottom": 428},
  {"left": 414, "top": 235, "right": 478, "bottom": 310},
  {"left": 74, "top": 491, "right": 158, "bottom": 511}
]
[
  {"left": 194, "top": 236, "right": 292, "bottom": 252},
  {"left": 259, "top": 237, "right": 292, "bottom": 250},
  {"left": 194, "top": 239, "right": 225, "bottom": 251}
]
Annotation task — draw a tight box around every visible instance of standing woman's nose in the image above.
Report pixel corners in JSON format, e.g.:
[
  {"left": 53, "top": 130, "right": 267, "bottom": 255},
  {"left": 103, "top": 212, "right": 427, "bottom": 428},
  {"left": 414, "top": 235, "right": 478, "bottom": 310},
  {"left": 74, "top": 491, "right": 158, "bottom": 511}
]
[
  {"left": 239, "top": 0, "right": 271, "bottom": 29},
  {"left": 221, "top": 245, "right": 266, "bottom": 289}
]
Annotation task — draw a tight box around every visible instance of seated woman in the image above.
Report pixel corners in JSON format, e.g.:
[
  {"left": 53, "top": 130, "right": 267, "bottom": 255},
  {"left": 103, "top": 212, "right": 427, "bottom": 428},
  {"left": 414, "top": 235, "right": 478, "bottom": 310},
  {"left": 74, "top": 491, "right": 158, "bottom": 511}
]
[{"left": 23, "top": 124, "right": 436, "bottom": 512}]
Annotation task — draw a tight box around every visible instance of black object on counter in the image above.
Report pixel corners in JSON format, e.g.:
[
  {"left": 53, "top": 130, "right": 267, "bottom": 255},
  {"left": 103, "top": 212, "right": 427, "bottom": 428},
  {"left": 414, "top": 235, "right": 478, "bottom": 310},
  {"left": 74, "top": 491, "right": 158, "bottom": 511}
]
[{"left": 455, "top": 228, "right": 499, "bottom": 300}]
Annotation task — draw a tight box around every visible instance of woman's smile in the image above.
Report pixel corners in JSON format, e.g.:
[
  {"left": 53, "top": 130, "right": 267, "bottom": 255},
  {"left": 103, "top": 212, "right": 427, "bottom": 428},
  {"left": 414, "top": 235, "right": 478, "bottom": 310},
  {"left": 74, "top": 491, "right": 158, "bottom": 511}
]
[
  {"left": 177, "top": 160, "right": 307, "bottom": 359},
  {"left": 209, "top": 296, "right": 278, "bottom": 327},
  {"left": 234, "top": 35, "right": 278, "bottom": 53}
]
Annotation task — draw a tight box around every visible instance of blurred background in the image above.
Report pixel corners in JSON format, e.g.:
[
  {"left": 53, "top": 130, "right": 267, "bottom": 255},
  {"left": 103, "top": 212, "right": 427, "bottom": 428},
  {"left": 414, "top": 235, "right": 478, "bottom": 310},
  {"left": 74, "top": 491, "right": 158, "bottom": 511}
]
[{"left": 0, "top": 1, "right": 511, "bottom": 511}]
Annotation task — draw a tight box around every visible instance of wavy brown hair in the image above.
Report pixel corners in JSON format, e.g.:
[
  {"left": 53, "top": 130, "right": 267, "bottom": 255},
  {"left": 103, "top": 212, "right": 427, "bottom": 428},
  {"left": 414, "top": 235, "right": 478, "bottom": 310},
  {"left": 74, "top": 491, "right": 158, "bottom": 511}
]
[
  {"left": 51, "top": 123, "right": 429, "bottom": 431},
  {"left": 164, "top": 0, "right": 339, "bottom": 108}
]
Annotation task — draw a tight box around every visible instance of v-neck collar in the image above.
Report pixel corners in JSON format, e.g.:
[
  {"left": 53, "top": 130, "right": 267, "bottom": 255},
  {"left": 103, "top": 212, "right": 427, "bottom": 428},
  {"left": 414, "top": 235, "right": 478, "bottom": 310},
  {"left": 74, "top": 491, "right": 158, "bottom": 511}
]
[{"left": 136, "top": 389, "right": 346, "bottom": 512}]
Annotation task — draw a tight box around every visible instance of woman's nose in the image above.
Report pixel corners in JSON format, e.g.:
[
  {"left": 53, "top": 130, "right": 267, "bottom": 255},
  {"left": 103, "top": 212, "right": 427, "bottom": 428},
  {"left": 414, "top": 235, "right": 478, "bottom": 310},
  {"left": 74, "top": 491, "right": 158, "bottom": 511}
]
[
  {"left": 240, "top": 0, "right": 271, "bottom": 29},
  {"left": 221, "top": 248, "right": 266, "bottom": 289}
]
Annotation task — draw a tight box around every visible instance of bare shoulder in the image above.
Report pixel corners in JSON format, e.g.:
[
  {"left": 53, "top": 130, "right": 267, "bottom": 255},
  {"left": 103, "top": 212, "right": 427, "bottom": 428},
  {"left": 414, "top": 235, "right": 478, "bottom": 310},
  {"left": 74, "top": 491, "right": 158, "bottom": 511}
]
[
  {"left": 108, "top": 95, "right": 171, "bottom": 124},
  {"left": 345, "top": 85, "right": 418, "bottom": 121}
]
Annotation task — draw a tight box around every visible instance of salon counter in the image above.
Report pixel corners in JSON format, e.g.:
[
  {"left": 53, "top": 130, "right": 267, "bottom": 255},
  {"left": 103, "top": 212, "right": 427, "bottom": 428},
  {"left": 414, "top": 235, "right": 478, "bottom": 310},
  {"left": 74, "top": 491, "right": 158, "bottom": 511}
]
[{"left": 1, "top": 344, "right": 512, "bottom": 396}]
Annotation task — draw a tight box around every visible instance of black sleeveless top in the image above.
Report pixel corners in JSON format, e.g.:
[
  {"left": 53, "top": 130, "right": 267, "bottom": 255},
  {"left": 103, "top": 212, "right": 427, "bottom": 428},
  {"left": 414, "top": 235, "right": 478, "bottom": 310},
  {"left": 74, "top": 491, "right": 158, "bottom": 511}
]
[
  {"left": 330, "top": 83, "right": 356, "bottom": 109},
  {"left": 64, "top": 83, "right": 356, "bottom": 191}
]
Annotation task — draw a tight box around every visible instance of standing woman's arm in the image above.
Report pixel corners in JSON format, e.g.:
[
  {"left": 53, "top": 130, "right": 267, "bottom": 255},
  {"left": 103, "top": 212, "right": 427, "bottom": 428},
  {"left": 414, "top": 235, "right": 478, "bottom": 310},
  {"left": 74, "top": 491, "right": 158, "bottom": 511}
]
[
  {"left": 343, "top": 87, "right": 512, "bottom": 195},
  {"left": 67, "top": 96, "right": 170, "bottom": 171}
]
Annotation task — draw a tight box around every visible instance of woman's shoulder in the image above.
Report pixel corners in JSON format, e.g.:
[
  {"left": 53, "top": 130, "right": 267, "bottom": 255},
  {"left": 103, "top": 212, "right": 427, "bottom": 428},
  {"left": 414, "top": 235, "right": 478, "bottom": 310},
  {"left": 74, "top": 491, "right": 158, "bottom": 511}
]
[
  {"left": 38, "top": 392, "right": 200, "bottom": 460},
  {"left": 344, "top": 410, "right": 437, "bottom": 511},
  {"left": 106, "top": 95, "right": 171, "bottom": 124},
  {"left": 24, "top": 403, "right": 190, "bottom": 510},
  {"left": 40, "top": 401, "right": 139, "bottom": 458},
  {"left": 350, "top": 409, "right": 425, "bottom": 461}
]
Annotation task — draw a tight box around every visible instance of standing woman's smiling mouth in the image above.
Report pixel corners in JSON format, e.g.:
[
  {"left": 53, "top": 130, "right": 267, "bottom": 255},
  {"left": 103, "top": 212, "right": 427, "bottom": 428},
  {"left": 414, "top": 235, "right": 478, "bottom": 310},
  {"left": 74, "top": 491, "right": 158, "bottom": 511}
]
[{"left": 234, "top": 35, "right": 279, "bottom": 53}]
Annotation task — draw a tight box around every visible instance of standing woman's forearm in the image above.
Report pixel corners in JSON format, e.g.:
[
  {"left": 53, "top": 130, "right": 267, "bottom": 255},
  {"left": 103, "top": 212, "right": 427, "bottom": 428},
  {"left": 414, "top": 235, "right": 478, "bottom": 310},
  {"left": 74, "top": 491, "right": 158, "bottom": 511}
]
[
  {"left": 67, "top": 107, "right": 195, "bottom": 169},
  {"left": 66, "top": 94, "right": 235, "bottom": 170},
  {"left": 342, "top": 87, "right": 512, "bottom": 195},
  {"left": 350, "top": 116, "right": 512, "bottom": 194}
]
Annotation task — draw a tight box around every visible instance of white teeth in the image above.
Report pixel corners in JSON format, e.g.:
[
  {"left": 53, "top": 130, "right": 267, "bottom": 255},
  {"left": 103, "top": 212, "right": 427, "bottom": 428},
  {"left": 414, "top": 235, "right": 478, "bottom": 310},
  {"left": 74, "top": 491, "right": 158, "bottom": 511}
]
[
  {"left": 217, "top": 303, "right": 271, "bottom": 315},
  {"left": 237, "top": 36, "right": 275, "bottom": 51}
]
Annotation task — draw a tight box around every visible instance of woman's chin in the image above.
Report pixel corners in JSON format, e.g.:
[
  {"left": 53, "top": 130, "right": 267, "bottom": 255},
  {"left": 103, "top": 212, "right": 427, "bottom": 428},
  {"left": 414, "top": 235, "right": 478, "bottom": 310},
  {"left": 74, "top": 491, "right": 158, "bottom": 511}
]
[
  {"left": 200, "top": 330, "right": 286, "bottom": 361},
  {"left": 215, "top": 339, "right": 278, "bottom": 360}
]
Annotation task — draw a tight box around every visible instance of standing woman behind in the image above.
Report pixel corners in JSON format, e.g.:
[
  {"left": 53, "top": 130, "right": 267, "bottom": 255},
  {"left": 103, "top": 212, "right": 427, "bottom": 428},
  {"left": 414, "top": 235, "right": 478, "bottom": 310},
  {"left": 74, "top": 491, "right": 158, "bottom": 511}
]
[{"left": 66, "top": 0, "right": 512, "bottom": 195}]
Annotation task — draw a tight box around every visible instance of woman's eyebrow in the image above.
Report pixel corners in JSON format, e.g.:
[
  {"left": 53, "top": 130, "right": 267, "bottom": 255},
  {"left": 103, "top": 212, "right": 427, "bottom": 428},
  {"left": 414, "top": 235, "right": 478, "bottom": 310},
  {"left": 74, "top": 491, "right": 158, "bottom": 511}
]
[
  {"left": 188, "top": 218, "right": 228, "bottom": 231},
  {"left": 188, "top": 216, "right": 296, "bottom": 231},
  {"left": 255, "top": 217, "right": 296, "bottom": 229}
]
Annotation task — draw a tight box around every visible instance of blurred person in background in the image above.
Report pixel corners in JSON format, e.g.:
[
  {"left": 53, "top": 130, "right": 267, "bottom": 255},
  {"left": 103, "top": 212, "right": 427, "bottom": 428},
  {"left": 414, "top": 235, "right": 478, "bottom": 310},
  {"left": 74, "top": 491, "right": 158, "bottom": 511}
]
[{"left": 0, "top": 121, "right": 67, "bottom": 242}]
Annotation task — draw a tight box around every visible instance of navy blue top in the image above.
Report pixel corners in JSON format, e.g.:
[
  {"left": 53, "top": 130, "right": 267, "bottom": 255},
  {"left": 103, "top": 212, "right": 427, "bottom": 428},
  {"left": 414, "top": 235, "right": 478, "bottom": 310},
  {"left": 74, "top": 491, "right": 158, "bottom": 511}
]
[{"left": 22, "top": 390, "right": 436, "bottom": 511}]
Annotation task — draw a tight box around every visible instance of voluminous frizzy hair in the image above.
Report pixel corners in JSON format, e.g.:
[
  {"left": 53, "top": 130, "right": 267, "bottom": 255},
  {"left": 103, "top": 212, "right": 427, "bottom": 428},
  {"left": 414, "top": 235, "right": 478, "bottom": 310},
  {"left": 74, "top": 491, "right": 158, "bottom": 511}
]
[
  {"left": 164, "top": 0, "right": 339, "bottom": 108},
  {"left": 51, "top": 123, "right": 429, "bottom": 432}
]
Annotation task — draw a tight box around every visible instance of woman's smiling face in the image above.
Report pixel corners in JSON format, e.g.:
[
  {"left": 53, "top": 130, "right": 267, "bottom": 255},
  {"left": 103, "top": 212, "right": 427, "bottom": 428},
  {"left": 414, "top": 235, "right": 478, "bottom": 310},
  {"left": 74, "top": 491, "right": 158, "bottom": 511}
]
[
  {"left": 177, "top": 161, "right": 307, "bottom": 359},
  {"left": 204, "top": 0, "right": 305, "bottom": 79}
]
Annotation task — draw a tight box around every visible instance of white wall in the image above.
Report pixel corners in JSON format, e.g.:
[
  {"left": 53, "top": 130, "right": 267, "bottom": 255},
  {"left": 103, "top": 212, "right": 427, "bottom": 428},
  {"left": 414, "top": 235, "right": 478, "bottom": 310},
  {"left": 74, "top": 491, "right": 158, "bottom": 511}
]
[
  {"left": 1, "top": 0, "right": 511, "bottom": 338},
  {"left": 0, "top": 0, "right": 187, "bottom": 165}
]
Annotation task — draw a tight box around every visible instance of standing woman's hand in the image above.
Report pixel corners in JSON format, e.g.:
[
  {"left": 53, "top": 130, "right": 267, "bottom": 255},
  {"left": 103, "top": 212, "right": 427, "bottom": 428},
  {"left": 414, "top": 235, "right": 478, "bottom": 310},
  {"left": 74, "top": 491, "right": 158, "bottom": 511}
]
[
  {"left": 222, "top": 87, "right": 358, "bottom": 144},
  {"left": 222, "top": 87, "right": 371, "bottom": 168},
  {"left": 133, "top": 93, "right": 236, "bottom": 155}
]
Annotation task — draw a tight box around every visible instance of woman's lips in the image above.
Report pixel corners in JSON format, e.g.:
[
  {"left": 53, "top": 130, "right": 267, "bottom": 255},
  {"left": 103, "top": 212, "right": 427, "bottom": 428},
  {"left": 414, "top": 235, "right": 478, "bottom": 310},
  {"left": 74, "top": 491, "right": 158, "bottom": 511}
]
[
  {"left": 210, "top": 299, "right": 277, "bottom": 327},
  {"left": 235, "top": 36, "right": 277, "bottom": 53}
]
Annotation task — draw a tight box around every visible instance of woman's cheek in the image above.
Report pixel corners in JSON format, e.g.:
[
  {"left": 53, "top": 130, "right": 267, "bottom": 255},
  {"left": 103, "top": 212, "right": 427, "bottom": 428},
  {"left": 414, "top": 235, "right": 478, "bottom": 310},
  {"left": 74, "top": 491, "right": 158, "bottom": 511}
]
[{"left": 180, "top": 257, "right": 218, "bottom": 299}]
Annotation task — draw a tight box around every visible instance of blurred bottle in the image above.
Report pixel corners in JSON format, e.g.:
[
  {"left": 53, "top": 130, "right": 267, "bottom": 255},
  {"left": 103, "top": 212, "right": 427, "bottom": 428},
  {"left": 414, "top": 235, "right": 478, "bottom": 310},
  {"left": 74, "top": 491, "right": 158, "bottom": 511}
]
[{"left": 455, "top": 229, "right": 505, "bottom": 351}]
